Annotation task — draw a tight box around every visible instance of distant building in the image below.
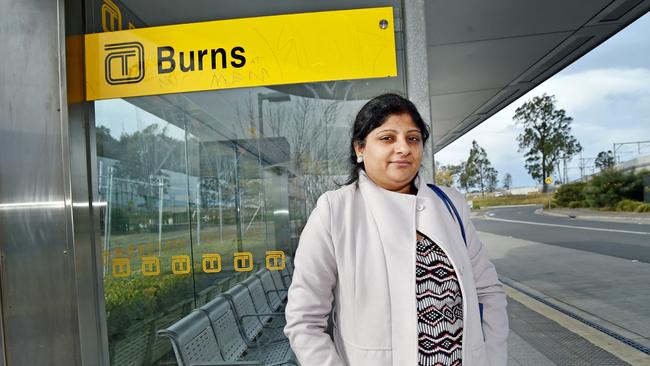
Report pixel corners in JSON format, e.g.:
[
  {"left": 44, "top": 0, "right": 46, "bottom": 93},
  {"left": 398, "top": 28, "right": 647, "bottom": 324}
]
[{"left": 508, "top": 186, "right": 541, "bottom": 195}]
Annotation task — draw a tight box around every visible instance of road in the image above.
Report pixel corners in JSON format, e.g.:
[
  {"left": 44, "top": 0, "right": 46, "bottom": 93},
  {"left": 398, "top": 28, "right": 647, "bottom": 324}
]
[
  {"left": 472, "top": 204, "right": 650, "bottom": 354},
  {"left": 473, "top": 205, "right": 650, "bottom": 263}
]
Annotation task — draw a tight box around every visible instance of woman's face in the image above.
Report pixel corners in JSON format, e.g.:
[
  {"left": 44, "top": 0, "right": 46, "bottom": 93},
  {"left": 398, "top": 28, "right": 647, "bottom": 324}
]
[{"left": 355, "top": 113, "right": 423, "bottom": 193}]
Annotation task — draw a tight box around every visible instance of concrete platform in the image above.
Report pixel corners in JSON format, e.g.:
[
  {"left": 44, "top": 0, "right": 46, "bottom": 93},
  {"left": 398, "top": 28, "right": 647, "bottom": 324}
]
[
  {"left": 480, "top": 231, "right": 650, "bottom": 365},
  {"left": 507, "top": 296, "right": 630, "bottom": 365}
]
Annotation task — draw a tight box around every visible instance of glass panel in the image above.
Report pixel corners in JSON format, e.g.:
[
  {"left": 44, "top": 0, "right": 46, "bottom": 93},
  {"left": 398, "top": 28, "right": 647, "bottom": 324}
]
[
  {"left": 97, "top": 90, "right": 400, "bottom": 365},
  {"left": 96, "top": 99, "right": 195, "bottom": 365},
  {"left": 90, "top": 0, "right": 406, "bottom": 364}
]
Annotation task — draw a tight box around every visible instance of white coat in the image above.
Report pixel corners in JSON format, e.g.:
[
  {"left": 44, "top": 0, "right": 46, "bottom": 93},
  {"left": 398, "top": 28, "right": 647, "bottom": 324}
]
[{"left": 284, "top": 172, "right": 508, "bottom": 366}]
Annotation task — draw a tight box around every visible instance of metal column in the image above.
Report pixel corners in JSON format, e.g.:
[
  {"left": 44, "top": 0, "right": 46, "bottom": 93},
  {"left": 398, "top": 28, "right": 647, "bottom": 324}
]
[{"left": 403, "top": 0, "right": 435, "bottom": 182}]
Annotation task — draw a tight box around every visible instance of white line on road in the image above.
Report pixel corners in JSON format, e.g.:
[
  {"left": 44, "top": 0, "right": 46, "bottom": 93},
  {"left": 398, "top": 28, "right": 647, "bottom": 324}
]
[{"left": 484, "top": 216, "right": 650, "bottom": 235}]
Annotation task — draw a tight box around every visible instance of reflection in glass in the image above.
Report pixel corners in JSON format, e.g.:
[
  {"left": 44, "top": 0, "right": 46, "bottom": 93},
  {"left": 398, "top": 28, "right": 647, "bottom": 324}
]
[
  {"left": 94, "top": 91, "right": 371, "bottom": 364},
  {"left": 96, "top": 100, "right": 194, "bottom": 365}
]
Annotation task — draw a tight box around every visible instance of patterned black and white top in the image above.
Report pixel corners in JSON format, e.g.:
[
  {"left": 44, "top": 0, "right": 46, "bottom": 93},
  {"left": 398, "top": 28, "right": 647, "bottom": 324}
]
[{"left": 416, "top": 232, "right": 463, "bottom": 366}]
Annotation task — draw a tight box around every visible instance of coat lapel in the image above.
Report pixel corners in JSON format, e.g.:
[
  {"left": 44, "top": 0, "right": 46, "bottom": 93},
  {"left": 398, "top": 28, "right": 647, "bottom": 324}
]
[
  {"left": 415, "top": 186, "right": 467, "bottom": 262},
  {"left": 358, "top": 172, "right": 417, "bottom": 366}
]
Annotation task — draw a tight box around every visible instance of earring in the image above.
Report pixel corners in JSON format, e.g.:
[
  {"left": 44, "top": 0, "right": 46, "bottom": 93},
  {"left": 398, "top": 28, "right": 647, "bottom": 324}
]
[{"left": 356, "top": 155, "right": 364, "bottom": 163}]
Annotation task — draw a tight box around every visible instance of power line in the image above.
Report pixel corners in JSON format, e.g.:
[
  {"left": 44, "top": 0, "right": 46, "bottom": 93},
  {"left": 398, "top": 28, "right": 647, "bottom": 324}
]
[{"left": 613, "top": 140, "right": 650, "bottom": 163}]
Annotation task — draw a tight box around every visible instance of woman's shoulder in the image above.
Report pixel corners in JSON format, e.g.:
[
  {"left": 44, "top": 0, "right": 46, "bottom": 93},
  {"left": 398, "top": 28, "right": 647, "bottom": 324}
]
[
  {"left": 422, "top": 183, "right": 467, "bottom": 207},
  {"left": 314, "top": 183, "right": 358, "bottom": 209}
]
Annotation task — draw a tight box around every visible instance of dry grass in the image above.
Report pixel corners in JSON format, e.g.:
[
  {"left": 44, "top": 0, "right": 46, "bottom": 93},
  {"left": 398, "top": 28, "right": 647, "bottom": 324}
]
[{"left": 468, "top": 193, "right": 550, "bottom": 209}]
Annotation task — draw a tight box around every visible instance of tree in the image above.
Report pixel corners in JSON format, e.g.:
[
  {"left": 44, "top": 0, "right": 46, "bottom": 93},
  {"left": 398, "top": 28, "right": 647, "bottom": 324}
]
[
  {"left": 513, "top": 94, "right": 582, "bottom": 192},
  {"left": 595, "top": 150, "right": 616, "bottom": 171},
  {"left": 464, "top": 140, "right": 498, "bottom": 196},
  {"left": 458, "top": 162, "right": 471, "bottom": 193},
  {"left": 486, "top": 173, "right": 498, "bottom": 193},
  {"left": 502, "top": 173, "right": 512, "bottom": 190},
  {"left": 435, "top": 161, "right": 461, "bottom": 187}
]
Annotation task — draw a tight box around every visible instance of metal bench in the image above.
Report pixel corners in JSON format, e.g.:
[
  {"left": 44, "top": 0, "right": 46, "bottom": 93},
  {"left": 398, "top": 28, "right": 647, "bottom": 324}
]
[
  {"left": 159, "top": 296, "right": 296, "bottom": 366},
  {"left": 157, "top": 309, "right": 251, "bottom": 366},
  {"left": 241, "top": 275, "right": 285, "bottom": 327},
  {"left": 159, "top": 257, "right": 296, "bottom": 366},
  {"left": 255, "top": 270, "right": 287, "bottom": 312},
  {"left": 279, "top": 258, "right": 293, "bottom": 289},
  {"left": 200, "top": 296, "right": 297, "bottom": 366},
  {"left": 224, "top": 282, "right": 286, "bottom": 345}
]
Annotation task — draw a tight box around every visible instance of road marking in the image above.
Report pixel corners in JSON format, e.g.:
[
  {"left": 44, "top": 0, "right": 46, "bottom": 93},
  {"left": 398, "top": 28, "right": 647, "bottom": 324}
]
[
  {"left": 504, "top": 283, "right": 650, "bottom": 365},
  {"left": 484, "top": 216, "right": 650, "bottom": 235}
]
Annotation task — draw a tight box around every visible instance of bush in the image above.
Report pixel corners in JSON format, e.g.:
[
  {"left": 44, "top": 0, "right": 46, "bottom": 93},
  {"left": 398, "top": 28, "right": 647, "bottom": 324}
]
[
  {"left": 635, "top": 203, "right": 650, "bottom": 213},
  {"left": 583, "top": 169, "right": 644, "bottom": 209},
  {"left": 567, "top": 201, "right": 585, "bottom": 208},
  {"left": 104, "top": 275, "right": 193, "bottom": 340},
  {"left": 543, "top": 201, "right": 558, "bottom": 209},
  {"left": 615, "top": 199, "right": 643, "bottom": 212},
  {"left": 554, "top": 182, "right": 587, "bottom": 207}
]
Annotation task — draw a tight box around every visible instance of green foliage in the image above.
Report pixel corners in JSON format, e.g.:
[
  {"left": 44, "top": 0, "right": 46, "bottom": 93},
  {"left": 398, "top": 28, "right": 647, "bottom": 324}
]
[
  {"left": 502, "top": 173, "right": 512, "bottom": 190},
  {"left": 104, "top": 275, "right": 192, "bottom": 341},
  {"left": 615, "top": 199, "right": 643, "bottom": 212},
  {"left": 435, "top": 161, "right": 461, "bottom": 187},
  {"left": 462, "top": 140, "right": 498, "bottom": 195},
  {"left": 636, "top": 203, "right": 650, "bottom": 213},
  {"left": 615, "top": 199, "right": 650, "bottom": 213},
  {"left": 553, "top": 170, "right": 646, "bottom": 210},
  {"left": 553, "top": 182, "right": 586, "bottom": 207},
  {"left": 543, "top": 201, "right": 558, "bottom": 209},
  {"left": 583, "top": 169, "right": 643, "bottom": 209},
  {"left": 595, "top": 150, "right": 616, "bottom": 171},
  {"left": 513, "top": 94, "right": 582, "bottom": 192}
]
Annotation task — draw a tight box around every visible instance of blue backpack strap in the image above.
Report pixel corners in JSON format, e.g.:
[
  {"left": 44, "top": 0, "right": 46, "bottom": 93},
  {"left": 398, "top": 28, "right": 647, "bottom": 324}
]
[
  {"left": 428, "top": 184, "right": 483, "bottom": 322},
  {"left": 427, "top": 184, "right": 467, "bottom": 247}
]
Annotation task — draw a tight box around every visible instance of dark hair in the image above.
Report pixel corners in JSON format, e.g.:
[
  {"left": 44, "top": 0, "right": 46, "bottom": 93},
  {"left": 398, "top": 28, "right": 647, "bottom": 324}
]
[{"left": 342, "top": 93, "right": 430, "bottom": 186}]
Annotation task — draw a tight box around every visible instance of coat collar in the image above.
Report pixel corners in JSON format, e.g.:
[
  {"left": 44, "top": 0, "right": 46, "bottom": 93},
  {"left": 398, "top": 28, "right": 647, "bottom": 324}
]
[{"left": 357, "top": 169, "right": 466, "bottom": 255}]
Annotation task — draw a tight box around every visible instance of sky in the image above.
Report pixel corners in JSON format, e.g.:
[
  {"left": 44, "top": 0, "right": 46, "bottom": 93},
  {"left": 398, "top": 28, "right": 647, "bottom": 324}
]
[{"left": 435, "top": 13, "right": 650, "bottom": 188}]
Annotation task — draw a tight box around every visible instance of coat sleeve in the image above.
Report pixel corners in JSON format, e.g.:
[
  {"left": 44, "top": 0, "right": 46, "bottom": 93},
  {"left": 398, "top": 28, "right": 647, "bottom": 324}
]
[
  {"left": 284, "top": 193, "right": 345, "bottom": 366},
  {"left": 449, "top": 189, "right": 509, "bottom": 366}
]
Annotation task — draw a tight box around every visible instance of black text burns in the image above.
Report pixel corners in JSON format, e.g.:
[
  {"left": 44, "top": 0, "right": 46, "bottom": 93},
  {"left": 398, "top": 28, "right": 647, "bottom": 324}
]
[{"left": 157, "top": 46, "right": 246, "bottom": 73}]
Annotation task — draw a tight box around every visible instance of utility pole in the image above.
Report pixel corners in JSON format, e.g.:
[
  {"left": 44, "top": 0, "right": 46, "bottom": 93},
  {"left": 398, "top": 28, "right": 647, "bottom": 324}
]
[
  {"left": 579, "top": 152, "right": 584, "bottom": 181},
  {"left": 613, "top": 140, "right": 650, "bottom": 164}
]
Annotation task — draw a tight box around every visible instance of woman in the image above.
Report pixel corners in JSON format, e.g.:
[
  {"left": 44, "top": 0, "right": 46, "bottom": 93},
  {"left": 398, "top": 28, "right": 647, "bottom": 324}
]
[{"left": 284, "top": 94, "right": 508, "bottom": 366}]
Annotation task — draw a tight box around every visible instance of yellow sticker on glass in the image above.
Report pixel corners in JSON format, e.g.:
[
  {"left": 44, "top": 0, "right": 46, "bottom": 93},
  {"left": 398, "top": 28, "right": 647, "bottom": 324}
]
[
  {"left": 234, "top": 252, "right": 254, "bottom": 272},
  {"left": 202, "top": 254, "right": 222, "bottom": 273},
  {"left": 266, "top": 250, "right": 286, "bottom": 271},
  {"left": 112, "top": 257, "right": 130, "bottom": 277},
  {"left": 141, "top": 256, "right": 160, "bottom": 276},
  {"left": 171, "top": 255, "right": 191, "bottom": 275}
]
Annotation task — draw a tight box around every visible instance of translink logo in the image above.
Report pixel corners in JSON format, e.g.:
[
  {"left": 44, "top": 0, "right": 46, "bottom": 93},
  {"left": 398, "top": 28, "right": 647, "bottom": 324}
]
[
  {"left": 104, "top": 42, "right": 247, "bottom": 85},
  {"left": 104, "top": 42, "right": 144, "bottom": 85}
]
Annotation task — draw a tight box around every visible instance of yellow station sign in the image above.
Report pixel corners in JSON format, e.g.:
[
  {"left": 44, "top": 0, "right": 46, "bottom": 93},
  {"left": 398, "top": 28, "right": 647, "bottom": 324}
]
[{"left": 84, "top": 7, "right": 397, "bottom": 100}]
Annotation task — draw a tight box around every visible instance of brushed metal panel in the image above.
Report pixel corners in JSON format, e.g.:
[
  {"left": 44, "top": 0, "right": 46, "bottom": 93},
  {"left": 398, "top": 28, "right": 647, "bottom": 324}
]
[
  {"left": 64, "top": 0, "right": 111, "bottom": 364},
  {"left": 0, "top": 0, "right": 81, "bottom": 364}
]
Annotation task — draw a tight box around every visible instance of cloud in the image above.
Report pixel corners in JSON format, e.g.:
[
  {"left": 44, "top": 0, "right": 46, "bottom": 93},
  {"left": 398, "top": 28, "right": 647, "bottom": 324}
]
[
  {"left": 534, "top": 68, "right": 650, "bottom": 113},
  {"left": 436, "top": 67, "right": 650, "bottom": 187}
]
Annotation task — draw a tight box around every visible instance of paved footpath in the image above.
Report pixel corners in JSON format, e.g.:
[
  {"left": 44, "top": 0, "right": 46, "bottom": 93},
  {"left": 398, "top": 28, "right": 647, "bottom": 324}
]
[{"left": 479, "top": 231, "right": 650, "bottom": 365}]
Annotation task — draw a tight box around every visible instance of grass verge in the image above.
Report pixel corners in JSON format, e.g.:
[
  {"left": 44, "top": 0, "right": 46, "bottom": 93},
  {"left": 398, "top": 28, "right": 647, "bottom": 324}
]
[{"left": 469, "top": 193, "right": 549, "bottom": 209}]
